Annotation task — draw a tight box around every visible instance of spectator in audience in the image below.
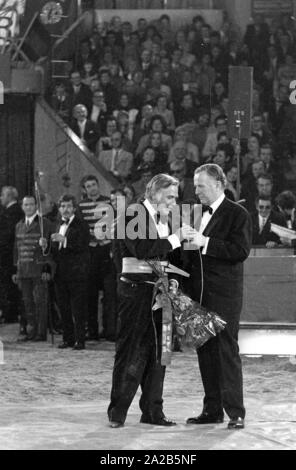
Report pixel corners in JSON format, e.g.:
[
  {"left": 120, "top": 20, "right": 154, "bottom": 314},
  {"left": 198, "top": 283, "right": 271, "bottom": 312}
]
[
  {"left": 225, "top": 163, "right": 239, "bottom": 201},
  {"left": 211, "top": 143, "right": 233, "bottom": 170},
  {"left": 71, "top": 104, "right": 100, "bottom": 153},
  {"left": 241, "top": 134, "right": 261, "bottom": 176},
  {"left": 97, "top": 117, "right": 118, "bottom": 153},
  {"left": 98, "top": 131, "right": 133, "bottom": 181},
  {"left": 99, "top": 69, "right": 119, "bottom": 111},
  {"left": 132, "top": 164, "right": 154, "bottom": 201},
  {"left": 81, "top": 61, "right": 98, "bottom": 87},
  {"left": 50, "top": 82, "right": 72, "bottom": 123},
  {"left": 122, "top": 184, "right": 136, "bottom": 207},
  {"left": 68, "top": 70, "right": 93, "bottom": 114},
  {"left": 13, "top": 195, "right": 52, "bottom": 341},
  {"left": 251, "top": 195, "right": 287, "bottom": 247},
  {"left": 153, "top": 93, "right": 175, "bottom": 132},
  {"left": 136, "top": 115, "right": 172, "bottom": 156},
  {"left": 175, "top": 92, "right": 199, "bottom": 127},
  {"left": 89, "top": 90, "right": 109, "bottom": 134},
  {"left": 169, "top": 160, "right": 196, "bottom": 203},
  {"left": 132, "top": 104, "right": 154, "bottom": 146},
  {"left": 241, "top": 162, "right": 266, "bottom": 212},
  {"left": 202, "top": 114, "right": 227, "bottom": 160},
  {"left": 169, "top": 125, "right": 199, "bottom": 164},
  {"left": 275, "top": 190, "right": 296, "bottom": 230},
  {"left": 113, "top": 92, "right": 139, "bottom": 134},
  {"left": 251, "top": 112, "right": 272, "bottom": 145},
  {"left": 0, "top": 211, "right": 14, "bottom": 325}
]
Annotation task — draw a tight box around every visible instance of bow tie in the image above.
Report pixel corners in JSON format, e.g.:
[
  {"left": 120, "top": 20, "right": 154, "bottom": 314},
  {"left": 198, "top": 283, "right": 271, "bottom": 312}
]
[{"left": 202, "top": 205, "right": 213, "bottom": 215}]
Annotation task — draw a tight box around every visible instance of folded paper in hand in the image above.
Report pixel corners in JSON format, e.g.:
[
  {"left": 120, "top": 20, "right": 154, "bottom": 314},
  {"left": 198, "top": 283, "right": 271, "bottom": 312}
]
[{"left": 270, "top": 223, "right": 296, "bottom": 240}]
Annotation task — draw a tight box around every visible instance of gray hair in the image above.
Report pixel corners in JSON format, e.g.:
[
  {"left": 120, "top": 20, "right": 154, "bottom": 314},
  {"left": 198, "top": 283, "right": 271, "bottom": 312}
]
[
  {"left": 1, "top": 186, "right": 18, "bottom": 200},
  {"left": 145, "top": 173, "right": 179, "bottom": 200},
  {"left": 195, "top": 164, "right": 227, "bottom": 188}
]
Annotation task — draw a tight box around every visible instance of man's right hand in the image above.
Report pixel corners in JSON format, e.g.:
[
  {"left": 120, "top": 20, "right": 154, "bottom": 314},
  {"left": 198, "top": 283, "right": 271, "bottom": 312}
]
[
  {"left": 175, "top": 224, "right": 197, "bottom": 242},
  {"left": 12, "top": 274, "right": 18, "bottom": 284}
]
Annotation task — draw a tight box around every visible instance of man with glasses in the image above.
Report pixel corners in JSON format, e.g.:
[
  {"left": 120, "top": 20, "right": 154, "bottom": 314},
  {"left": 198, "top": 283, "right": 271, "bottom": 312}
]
[
  {"left": 98, "top": 131, "right": 133, "bottom": 181},
  {"left": 251, "top": 195, "right": 287, "bottom": 247}
]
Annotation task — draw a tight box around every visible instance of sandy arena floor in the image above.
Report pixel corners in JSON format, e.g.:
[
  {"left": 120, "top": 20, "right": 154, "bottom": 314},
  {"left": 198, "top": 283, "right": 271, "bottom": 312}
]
[{"left": 0, "top": 324, "right": 295, "bottom": 450}]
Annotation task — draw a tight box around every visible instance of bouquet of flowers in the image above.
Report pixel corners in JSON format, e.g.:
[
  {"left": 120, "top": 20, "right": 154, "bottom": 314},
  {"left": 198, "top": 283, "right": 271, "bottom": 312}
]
[
  {"left": 147, "top": 259, "right": 226, "bottom": 350},
  {"left": 168, "top": 279, "right": 226, "bottom": 349}
]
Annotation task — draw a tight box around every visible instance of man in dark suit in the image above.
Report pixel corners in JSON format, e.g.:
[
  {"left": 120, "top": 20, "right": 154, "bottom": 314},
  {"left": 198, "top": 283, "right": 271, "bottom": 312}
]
[
  {"left": 251, "top": 195, "right": 287, "bottom": 247},
  {"left": 185, "top": 164, "right": 252, "bottom": 430},
  {"left": 51, "top": 194, "right": 90, "bottom": 350},
  {"left": 0, "top": 186, "right": 24, "bottom": 323},
  {"left": 68, "top": 70, "right": 92, "bottom": 115},
  {"left": 70, "top": 104, "right": 100, "bottom": 153},
  {"left": 108, "top": 174, "right": 195, "bottom": 428}
]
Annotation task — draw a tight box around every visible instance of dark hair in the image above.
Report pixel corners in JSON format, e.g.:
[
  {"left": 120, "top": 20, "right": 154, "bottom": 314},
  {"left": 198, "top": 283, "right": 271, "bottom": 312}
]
[
  {"left": 256, "top": 173, "right": 273, "bottom": 184},
  {"left": 111, "top": 188, "right": 125, "bottom": 197},
  {"left": 255, "top": 195, "right": 272, "bottom": 205},
  {"left": 276, "top": 190, "right": 296, "bottom": 210},
  {"left": 216, "top": 143, "right": 234, "bottom": 159},
  {"left": 214, "top": 114, "right": 227, "bottom": 126},
  {"left": 150, "top": 114, "right": 167, "bottom": 131},
  {"left": 80, "top": 175, "right": 99, "bottom": 188},
  {"left": 22, "top": 195, "right": 37, "bottom": 204},
  {"left": 58, "top": 194, "right": 77, "bottom": 207}
]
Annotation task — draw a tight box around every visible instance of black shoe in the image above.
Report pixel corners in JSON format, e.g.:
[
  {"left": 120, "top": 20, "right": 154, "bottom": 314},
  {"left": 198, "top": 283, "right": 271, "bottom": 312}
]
[
  {"left": 109, "top": 421, "right": 124, "bottom": 428},
  {"left": 58, "top": 341, "right": 74, "bottom": 349},
  {"left": 186, "top": 412, "right": 224, "bottom": 424},
  {"left": 73, "top": 342, "right": 85, "bottom": 350},
  {"left": 228, "top": 417, "right": 244, "bottom": 429},
  {"left": 140, "top": 416, "right": 176, "bottom": 426}
]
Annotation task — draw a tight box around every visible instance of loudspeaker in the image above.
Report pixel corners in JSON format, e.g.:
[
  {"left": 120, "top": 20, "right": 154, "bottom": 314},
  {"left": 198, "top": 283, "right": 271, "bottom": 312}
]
[
  {"left": 0, "top": 54, "right": 11, "bottom": 89},
  {"left": 228, "top": 66, "right": 253, "bottom": 139},
  {"left": 21, "top": 15, "right": 52, "bottom": 62}
]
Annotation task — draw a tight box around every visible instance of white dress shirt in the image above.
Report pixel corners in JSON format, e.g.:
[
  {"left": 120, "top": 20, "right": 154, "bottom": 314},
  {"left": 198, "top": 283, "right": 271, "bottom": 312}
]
[
  {"left": 25, "top": 213, "right": 37, "bottom": 227},
  {"left": 90, "top": 105, "right": 100, "bottom": 123},
  {"left": 58, "top": 215, "right": 75, "bottom": 249},
  {"left": 200, "top": 193, "right": 225, "bottom": 254},
  {"left": 78, "top": 119, "right": 87, "bottom": 139},
  {"left": 143, "top": 199, "right": 181, "bottom": 250},
  {"left": 258, "top": 214, "right": 268, "bottom": 233}
]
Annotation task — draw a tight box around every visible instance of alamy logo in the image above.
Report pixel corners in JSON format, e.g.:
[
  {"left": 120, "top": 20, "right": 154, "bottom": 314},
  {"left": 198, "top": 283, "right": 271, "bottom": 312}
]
[{"left": 0, "top": 80, "right": 3, "bottom": 104}]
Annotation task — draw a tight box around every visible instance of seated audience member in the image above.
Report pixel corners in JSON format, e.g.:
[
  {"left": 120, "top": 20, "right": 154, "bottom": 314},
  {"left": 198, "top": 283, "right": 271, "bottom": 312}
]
[
  {"left": 225, "top": 164, "right": 239, "bottom": 201},
  {"left": 168, "top": 138, "right": 198, "bottom": 178},
  {"left": 115, "top": 111, "right": 134, "bottom": 152},
  {"left": 175, "top": 92, "right": 199, "bottom": 127},
  {"left": 80, "top": 61, "right": 98, "bottom": 87},
  {"left": 136, "top": 115, "right": 172, "bottom": 156},
  {"left": 251, "top": 112, "right": 273, "bottom": 145},
  {"left": 153, "top": 93, "right": 175, "bottom": 132},
  {"left": 211, "top": 143, "right": 234, "bottom": 170},
  {"left": 283, "top": 151, "right": 296, "bottom": 193},
  {"left": 134, "top": 146, "right": 166, "bottom": 177},
  {"left": 50, "top": 82, "right": 72, "bottom": 123},
  {"left": 132, "top": 104, "right": 154, "bottom": 147},
  {"left": 251, "top": 195, "right": 287, "bottom": 247},
  {"left": 99, "top": 69, "right": 119, "bottom": 112},
  {"left": 68, "top": 70, "right": 93, "bottom": 115},
  {"left": 241, "top": 134, "right": 261, "bottom": 176},
  {"left": 241, "top": 163, "right": 267, "bottom": 212},
  {"left": 122, "top": 184, "right": 136, "bottom": 207},
  {"left": 89, "top": 90, "right": 109, "bottom": 134},
  {"left": 96, "top": 117, "right": 118, "bottom": 153},
  {"left": 211, "top": 79, "right": 227, "bottom": 106},
  {"left": 169, "top": 160, "right": 196, "bottom": 203},
  {"left": 132, "top": 164, "right": 154, "bottom": 201},
  {"left": 275, "top": 190, "right": 296, "bottom": 230},
  {"left": 113, "top": 93, "right": 139, "bottom": 133},
  {"left": 185, "top": 109, "right": 210, "bottom": 155},
  {"left": 169, "top": 126, "right": 199, "bottom": 164},
  {"left": 98, "top": 131, "right": 133, "bottom": 181},
  {"left": 52, "top": 195, "right": 90, "bottom": 350},
  {"left": 71, "top": 104, "right": 100, "bottom": 153},
  {"left": 202, "top": 114, "right": 227, "bottom": 160},
  {"left": 13, "top": 196, "right": 52, "bottom": 341}
]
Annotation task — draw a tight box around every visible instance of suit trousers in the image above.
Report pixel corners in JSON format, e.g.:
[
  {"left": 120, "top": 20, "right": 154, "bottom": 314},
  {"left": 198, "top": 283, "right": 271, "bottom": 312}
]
[
  {"left": 55, "top": 278, "right": 87, "bottom": 344},
  {"left": 18, "top": 278, "right": 48, "bottom": 339},
  {"left": 108, "top": 281, "right": 165, "bottom": 424},
  {"left": 87, "top": 245, "right": 117, "bottom": 338},
  {"left": 197, "top": 313, "right": 245, "bottom": 419}
]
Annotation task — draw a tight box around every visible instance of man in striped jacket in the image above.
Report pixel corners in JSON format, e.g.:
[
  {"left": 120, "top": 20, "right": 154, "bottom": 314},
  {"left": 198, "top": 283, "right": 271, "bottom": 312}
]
[
  {"left": 13, "top": 196, "right": 52, "bottom": 341},
  {"left": 79, "top": 175, "right": 116, "bottom": 341}
]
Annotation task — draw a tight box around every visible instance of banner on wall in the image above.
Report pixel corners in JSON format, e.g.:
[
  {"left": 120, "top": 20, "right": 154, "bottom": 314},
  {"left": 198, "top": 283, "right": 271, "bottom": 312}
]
[{"left": 252, "top": 0, "right": 293, "bottom": 16}]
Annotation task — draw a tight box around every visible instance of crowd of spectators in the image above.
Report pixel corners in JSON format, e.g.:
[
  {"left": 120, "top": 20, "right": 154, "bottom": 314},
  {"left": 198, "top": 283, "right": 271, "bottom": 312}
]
[{"left": 2, "top": 10, "right": 296, "bottom": 346}]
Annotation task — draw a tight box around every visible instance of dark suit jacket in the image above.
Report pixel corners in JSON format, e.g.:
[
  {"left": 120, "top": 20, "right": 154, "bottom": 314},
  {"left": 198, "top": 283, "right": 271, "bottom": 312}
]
[
  {"left": 114, "top": 202, "right": 177, "bottom": 281},
  {"left": 184, "top": 197, "right": 252, "bottom": 319},
  {"left": 69, "top": 84, "right": 92, "bottom": 115},
  {"left": 251, "top": 210, "right": 287, "bottom": 246},
  {"left": 5, "top": 203, "right": 24, "bottom": 228},
  {"left": 53, "top": 216, "right": 90, "bottom": 282},
  {"left": 70, "top": 119, "right": 100, "bottom": 153}
]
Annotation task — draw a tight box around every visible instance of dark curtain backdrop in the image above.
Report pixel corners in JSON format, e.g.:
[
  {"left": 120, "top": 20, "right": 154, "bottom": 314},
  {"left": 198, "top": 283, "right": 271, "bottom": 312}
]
[{"left": 0, "top": 94, "right": 35, "bottom": 197}]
